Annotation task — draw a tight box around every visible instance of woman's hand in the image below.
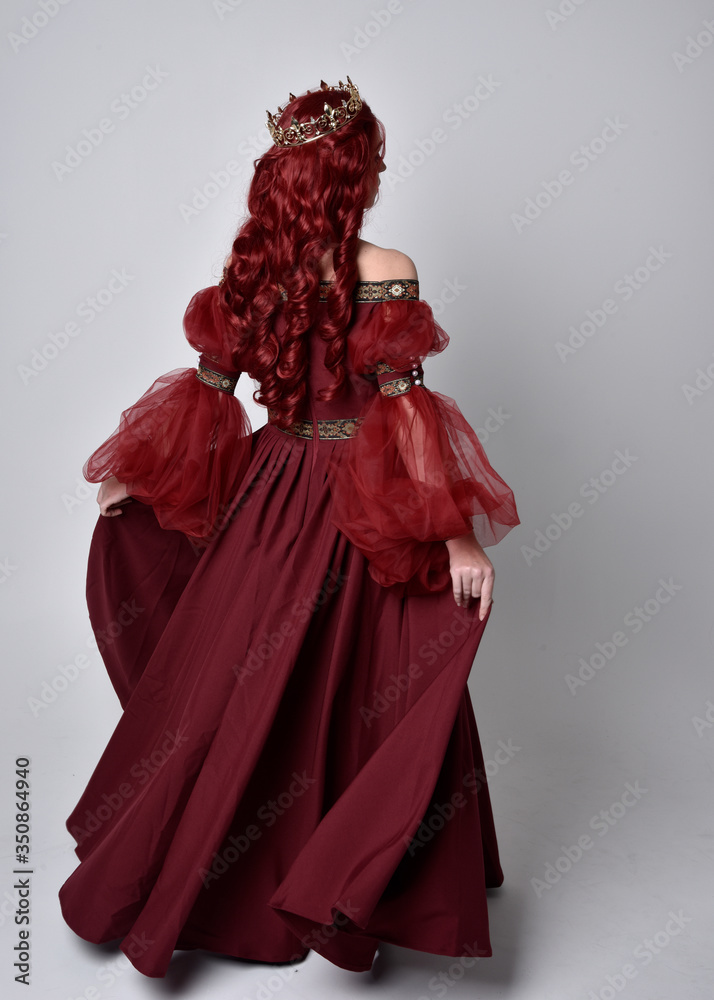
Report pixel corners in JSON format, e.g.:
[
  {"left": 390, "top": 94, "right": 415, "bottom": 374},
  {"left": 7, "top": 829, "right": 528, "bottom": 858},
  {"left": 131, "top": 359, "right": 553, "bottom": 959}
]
[
  {"left": 445, "top": 531, "right": 494, "bottom": 620},
  {"left": 97, "top": 476, "right": 133, "bottom": 517}
]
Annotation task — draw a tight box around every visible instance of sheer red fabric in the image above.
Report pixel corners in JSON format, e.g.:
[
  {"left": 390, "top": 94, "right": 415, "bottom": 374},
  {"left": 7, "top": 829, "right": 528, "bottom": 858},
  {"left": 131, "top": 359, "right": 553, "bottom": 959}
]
[
  {"left": 327, "top": 299, "right": 520, "bottom": 594},
  {"left": 181, "top": 282, "right": 245, "bottom": 372},
  {"left": 83, "top": 290, "right": 519, "bottom": 587},
  {"left": 82, "top": 286, "right": 252, "bottom": 542}
]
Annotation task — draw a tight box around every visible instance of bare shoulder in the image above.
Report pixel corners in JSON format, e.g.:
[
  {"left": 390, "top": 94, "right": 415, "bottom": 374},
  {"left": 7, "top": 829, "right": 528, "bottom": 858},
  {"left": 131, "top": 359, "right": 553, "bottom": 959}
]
[{"left": 355, "top": 240, "right": 418, "bottom": 281}]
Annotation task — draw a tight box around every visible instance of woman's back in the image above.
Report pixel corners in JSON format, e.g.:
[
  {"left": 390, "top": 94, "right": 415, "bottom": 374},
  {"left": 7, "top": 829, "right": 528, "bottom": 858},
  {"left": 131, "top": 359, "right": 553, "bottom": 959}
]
[
  {"left": 315, "top": 238, "right": 418, "bottom": 283},
  {"left": 60, "top": 76, "right": 520, "bottom": 981},
  {"left": 270, "top": 240, "right": 422, "bottom": 422}
]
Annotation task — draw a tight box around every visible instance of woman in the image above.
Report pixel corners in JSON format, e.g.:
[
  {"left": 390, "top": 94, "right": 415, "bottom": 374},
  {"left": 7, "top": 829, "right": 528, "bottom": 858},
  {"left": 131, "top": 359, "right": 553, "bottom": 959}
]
[{"left": 59, "top": 77, "right": 520, "bottom": 977}]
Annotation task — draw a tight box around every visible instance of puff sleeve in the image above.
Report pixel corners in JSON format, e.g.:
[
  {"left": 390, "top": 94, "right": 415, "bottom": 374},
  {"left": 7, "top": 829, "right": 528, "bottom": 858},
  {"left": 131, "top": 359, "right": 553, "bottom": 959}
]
[
  {"left": 326, "top": 299, "right": 520, "bottom": 594},
  {"left": 82, "top": 284, "right": 252, "bottom": 543}
]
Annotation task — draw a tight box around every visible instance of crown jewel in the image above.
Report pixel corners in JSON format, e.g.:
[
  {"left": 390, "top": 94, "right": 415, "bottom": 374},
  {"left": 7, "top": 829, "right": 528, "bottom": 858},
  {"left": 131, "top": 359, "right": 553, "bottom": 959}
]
[{"left": 266, "top": 77, "right": 363, "bottom": 148}]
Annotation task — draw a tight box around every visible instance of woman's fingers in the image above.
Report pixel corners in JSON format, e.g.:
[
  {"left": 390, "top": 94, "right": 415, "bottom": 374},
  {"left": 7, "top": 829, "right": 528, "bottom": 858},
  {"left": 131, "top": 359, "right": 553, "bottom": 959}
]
[
  {"left": 477, "top": 572, "right": 494, "bottom": 620},
  {"left": 451, "top": 567, "right": 495, "bottom": 620},
  {"left": 452, "top": 568, "right": 470, "bottom": 607},
  {"left": 446, "top": 534, "right": 495, "bottom": 616},
  {"left": 452, "top": 569, "right": 469, "bottom": 606},
  {"left": 97, "top": 478, "right": 132, "bottom": 516},
  {"left": 99, "top": 496, "right": 132, "bottom": 516}
]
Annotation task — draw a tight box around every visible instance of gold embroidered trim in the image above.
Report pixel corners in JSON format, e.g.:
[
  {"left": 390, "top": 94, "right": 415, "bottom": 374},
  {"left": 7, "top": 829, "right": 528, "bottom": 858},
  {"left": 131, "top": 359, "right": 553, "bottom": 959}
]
[
  {"left": 267, "top": 408, "right": 363, "bottom": 439},
  {"left": 341, "top": 279, "right": 419, "bottom": 302},
  {"left": 276, "top": 279, "right": 419, "bottom": 302},
  {"left": 375, "top": 360, "right": 425, "bottom": 396},
  {"left": 196, "top": 362, "right": 239, "bottom": 395},
  {"left": 220, "top": 270, "right": 419, "bottom": 303},
  {"left": 379, "top": 378, "right": 412, "bottom": 397}
]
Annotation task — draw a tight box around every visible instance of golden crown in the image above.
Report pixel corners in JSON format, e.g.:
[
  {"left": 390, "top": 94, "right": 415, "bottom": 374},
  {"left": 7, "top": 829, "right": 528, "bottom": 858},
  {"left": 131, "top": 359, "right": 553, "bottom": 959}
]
[{"left": 266, "top": 77, "right": 363, "bottom": 148}]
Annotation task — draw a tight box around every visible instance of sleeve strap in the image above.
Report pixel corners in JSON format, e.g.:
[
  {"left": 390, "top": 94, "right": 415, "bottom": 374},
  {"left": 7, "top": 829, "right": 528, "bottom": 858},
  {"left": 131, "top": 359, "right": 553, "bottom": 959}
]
[
  {"left": 376, "top": 360, "right": 425, "bottom": 397},
  {"left": 195, "top": 354, "right": 241, "bottom": 395}
]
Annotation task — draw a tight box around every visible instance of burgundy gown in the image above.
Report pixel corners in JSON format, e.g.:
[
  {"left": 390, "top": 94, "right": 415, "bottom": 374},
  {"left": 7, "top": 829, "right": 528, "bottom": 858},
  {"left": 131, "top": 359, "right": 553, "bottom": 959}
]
[{"left": 58, "top": 276, "right": 520, "bottom": 977}]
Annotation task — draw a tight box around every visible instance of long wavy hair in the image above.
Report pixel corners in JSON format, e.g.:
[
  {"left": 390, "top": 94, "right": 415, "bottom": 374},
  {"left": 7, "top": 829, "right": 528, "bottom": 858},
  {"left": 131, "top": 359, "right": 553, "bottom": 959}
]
[{"left": 218, "top": 86, "right": 385, "bottom": 430}]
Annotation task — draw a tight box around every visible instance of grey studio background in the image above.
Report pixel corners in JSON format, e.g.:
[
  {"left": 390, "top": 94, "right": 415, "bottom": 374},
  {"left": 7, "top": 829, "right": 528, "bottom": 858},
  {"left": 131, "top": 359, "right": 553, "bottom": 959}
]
[{"left": 1, "top": 1, "right": 713, "bottom": 998}]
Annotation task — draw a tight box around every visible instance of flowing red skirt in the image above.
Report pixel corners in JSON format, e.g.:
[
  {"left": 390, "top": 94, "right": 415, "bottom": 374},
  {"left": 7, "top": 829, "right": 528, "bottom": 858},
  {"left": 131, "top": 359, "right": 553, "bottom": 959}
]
[{"left": 59, "top": 422, "right": 504, "bottom": 976}]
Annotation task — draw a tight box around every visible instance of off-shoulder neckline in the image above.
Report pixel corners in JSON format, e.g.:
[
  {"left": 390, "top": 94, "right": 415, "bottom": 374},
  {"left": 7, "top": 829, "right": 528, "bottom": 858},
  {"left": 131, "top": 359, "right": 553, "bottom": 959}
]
[
  {"left": 221, "top": 268, "right": 420, "bottom": 303},
  {"left": 318, "top": 278, "right": 417, "bottom": 284}
]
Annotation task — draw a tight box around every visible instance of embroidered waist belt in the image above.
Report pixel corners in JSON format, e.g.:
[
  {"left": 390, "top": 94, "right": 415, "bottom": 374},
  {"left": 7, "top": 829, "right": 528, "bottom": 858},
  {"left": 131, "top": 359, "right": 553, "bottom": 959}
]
[
  {"left": 267, "top": 409, "right": 363, "bottom": 440},
  {"left": 197, "top": 351, "right": 426, "bottom": 441}
]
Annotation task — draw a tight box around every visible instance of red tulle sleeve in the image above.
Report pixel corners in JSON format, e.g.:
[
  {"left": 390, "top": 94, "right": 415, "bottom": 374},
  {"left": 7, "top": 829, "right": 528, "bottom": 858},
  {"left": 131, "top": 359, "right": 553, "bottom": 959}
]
[
  {"left": 327, "top": 299, "right": 520, "bottom": 594},
  {"left": 83, "top": 285, "right": 252, "bottom": 543}
]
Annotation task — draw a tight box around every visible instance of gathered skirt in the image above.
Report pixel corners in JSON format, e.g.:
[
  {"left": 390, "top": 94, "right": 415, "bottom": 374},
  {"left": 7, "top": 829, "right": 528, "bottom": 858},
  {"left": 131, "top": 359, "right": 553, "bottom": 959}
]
[{"left": 59, "top": 421, "right": 504, "bottom": 976}]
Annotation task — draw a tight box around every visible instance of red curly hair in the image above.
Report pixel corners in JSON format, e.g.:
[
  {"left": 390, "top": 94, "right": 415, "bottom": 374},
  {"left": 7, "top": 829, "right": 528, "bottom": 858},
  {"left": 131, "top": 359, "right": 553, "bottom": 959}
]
[{"left": 218, "top": 85, "right": 385, "bottom": 430}]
